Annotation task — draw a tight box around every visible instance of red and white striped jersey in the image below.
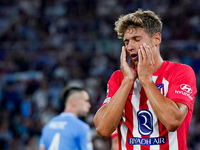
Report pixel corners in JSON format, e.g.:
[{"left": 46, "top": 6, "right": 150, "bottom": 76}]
[{"left": 102, "top": 61, "right": 197, "bottom": 150}]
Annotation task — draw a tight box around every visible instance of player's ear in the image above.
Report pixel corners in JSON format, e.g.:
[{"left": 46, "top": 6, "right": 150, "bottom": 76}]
[
  {"left": 153, "top": 32, "right": 161, "bottom": 46},
  {"left": 69, "top": 96, "right": 78, "bottom": 107}
]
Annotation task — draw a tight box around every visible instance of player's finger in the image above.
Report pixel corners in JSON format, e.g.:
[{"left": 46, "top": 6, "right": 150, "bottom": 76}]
[
  {"left": 142, "top": 43, "right": 149, "bottom": 61},
  {"left": 120, "top": 46, "right": 126, "bottom": 65},
  {"left": 151, "top": 46, "right": 156, "bottom": 65},
  {"left": 138, "top": 48, "right": 142, "bottom": 63},
  {"left": 145, "top": 44, "right": 154, "bottom": 65},
  {"left": 143, "top": 44, "right": 151, "bottom": 62},
  {"left": 149, "top": 47, "right": 155, "bottom": 65},
  {"left": 139, "top": 44, "right": 146, "bottom": 62},
  {"left": 120, "top": 46, "right": 124, "bottom": 62}
]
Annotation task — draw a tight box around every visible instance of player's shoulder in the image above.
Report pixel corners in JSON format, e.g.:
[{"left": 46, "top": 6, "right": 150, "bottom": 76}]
[
  {"left": 42, "top": 113, "right": 68, "bottom": 126},
  {"left": 76, "top": 118, "right": 90, "bottom": 129},
  {"left": 108, "top": 70, "right": 124, "bottom": 87},
  {"left": 109, "top": 70, "right": 123, "bottom": 81},
  {"left": 58, "top": 113, "right": 88, "bottom": 128},
  {"left": 112, "top": 70, "right": 123, "bottom": 76},
  {"left": 167, "top": 61, "right": 195, "bottom": 74},
  {"left": 45, "top": 115, "right": 59, "bottom": 126},
  {"left": 168, "top": 61, "right": 190, "bottom": 67},
  {"left": 41, "top": 115, "right": 59, "bottom": 131}
]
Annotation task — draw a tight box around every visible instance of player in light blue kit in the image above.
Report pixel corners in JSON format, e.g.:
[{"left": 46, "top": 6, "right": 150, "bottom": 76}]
[{"left": 39, "top": 87, "right": 93, "bottom": 150}]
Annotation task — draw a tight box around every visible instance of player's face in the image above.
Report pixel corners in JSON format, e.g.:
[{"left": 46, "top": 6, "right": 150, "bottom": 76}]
[
  {"left": 123, "top": 27, "right": 154, "bottom": 67},
  {"left": 78, "top": 91, "right": 91, "bottom": 117}
]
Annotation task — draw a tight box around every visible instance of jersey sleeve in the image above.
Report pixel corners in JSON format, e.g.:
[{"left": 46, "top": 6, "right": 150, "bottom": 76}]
[
  {"left": 77, "top": 124, "right": 93, "bottom": 150},
  {"left": 102, "top": 70, "right": 123, "bottom": 106},
  {"left": 167, "top": 64, "right": 197, "bottom": 110}
]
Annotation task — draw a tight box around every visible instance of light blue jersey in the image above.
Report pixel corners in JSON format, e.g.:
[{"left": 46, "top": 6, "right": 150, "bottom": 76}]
[{"left": 39, "top": 113, "right": 93, "bottom": 150}]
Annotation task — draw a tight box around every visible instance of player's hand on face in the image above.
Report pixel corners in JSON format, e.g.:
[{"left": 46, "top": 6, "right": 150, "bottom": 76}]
[
  {"left": 137, "top": 43, "right": 156, "bottom": 83},
  {"left": 120, "top": 46, "right": 137, "bottom": 82}
]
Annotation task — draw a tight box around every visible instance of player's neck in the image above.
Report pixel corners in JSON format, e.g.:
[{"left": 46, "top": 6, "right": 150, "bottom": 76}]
[
  {"left": 64, "top": 107, "right": 78, "bottom": 117},
  {"left": 154, "top": 55, "right": 164, "bottom": 72}
]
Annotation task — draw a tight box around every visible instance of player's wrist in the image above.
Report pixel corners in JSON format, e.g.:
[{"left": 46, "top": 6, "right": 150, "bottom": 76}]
[
  {"left": 123, "top": 77, "right": 135, "bottom": 85},
  {"left": 139, "top": 76, "right": 153, "bottom": 86}
]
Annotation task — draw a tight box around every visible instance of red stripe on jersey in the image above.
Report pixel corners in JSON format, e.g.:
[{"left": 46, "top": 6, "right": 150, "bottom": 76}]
[
  {"left": 125, "top": 90, "right": 134, "bottom": 149},
  {"left": 118, "top": 123, "right": 122, "bottom": 150},
  {"left": 177, "top": 113, "right": 191, "bottom": 150},
  {"left": 158, "top": 120, "right": 169, "bottom": 150},
  {"left": 139, "top": 87, "right": 150, "bottom": 150},
  {"left": 155, "top": 74, "right": 170, "bottom": 150}
]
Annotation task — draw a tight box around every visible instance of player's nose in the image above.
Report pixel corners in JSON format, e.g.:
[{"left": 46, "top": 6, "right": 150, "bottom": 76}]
[{"left": 127, "top": 40, "right": 136, "bottom": 52}]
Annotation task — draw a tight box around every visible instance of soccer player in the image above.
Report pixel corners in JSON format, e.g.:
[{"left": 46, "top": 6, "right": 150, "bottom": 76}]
[
  {"left": 94, "top": 9, "right": 197, "bottom": 150},
  {"left": 39, "top": 87, "right": 93, "bottom": 150}
]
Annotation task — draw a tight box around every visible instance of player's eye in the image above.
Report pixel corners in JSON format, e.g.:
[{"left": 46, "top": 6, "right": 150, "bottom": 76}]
[
  {"left": 134, "top": 38, "right": 140, "bottom": 42},
  {"left": 124, "top": 42, "right": 128, "bottom": 46},
  {"left": 134, "top": 37, "right": 141, "bottom": 42}
]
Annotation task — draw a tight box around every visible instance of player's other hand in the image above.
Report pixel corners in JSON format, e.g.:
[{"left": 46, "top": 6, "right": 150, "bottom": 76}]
[
  {"left": 137, "top": 43, "right": 156, "bottom": 84},
  {"left": 120, "top": 46, "right": 137, "bottom": 82}
]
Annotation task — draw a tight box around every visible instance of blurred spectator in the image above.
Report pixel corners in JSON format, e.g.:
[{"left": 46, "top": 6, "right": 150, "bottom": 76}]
[{"left": 1, "top": 81, "right": 21, "bottom": 114}]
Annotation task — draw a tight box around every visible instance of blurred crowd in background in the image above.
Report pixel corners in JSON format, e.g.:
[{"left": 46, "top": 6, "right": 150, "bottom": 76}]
[{"left": 0, "top": 0, "right": 200, "bottom": 149}]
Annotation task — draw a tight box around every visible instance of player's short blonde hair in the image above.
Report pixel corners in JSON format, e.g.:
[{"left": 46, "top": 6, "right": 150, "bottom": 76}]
[{"left": 114, "top": 9, "right": 162, "bottom": 39}]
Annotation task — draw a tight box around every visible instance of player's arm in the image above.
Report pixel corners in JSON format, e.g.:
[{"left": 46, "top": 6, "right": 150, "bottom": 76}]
[
  {"left": 138, "top": 43, "right": 188, "bottom": 131},
  {"left": 94, "top": 46, "right": 137, "bottom": 138},
  {"left": 94, "top": 78, "right": 133, "bottom": 137},
  {"left": 142, "top": 81, "right": 188, "bottom": 131}
]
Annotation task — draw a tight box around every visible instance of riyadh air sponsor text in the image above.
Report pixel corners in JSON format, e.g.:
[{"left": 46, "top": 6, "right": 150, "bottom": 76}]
[{"left": 128, "top": 137, "right": 166, "bottom": 145}]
